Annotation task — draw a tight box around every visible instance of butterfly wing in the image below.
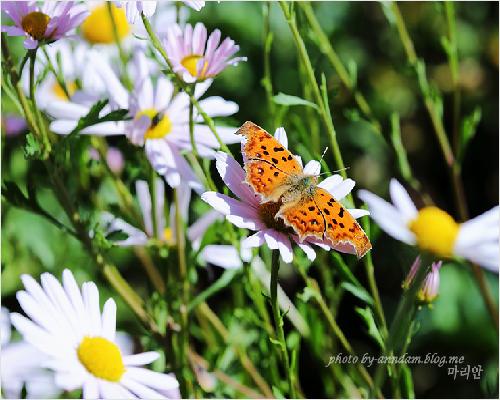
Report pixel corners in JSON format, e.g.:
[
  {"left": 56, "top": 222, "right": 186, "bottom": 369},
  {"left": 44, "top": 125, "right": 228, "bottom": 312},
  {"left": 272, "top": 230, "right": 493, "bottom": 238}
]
[
  {"left": 238, "top": 121, "right": 303, "bottom": 201},
  {"left": 313, "top": 187, "right": 371, "bottom": 258},
  {"left": 276, "top": 193, "right": 326, "bottom": 240}
]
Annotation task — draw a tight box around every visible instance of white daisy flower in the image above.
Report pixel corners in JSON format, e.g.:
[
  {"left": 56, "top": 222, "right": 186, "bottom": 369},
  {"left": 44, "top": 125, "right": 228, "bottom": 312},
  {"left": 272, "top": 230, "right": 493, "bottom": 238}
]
[
  {"left": 10, "top": 269, "right": 180, "bottom": 399},
  {"left": 1, "top": 307, "right": 60, "bottom": 399},
  {"left": 358, "top": 179, "right": 499, "bottom": 272},
  {"left": 24, "top": 41, "right": 110, "bottom": 115},
  {"left": 48, "top": 47, "right": 240, "bottom": 192}
]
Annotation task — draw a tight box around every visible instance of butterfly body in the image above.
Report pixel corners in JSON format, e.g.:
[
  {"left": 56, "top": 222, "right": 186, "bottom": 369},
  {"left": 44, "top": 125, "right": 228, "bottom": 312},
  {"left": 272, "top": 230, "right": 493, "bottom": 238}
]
[{"left": 237, "top": 121, "right": 371, "bottom": 258}]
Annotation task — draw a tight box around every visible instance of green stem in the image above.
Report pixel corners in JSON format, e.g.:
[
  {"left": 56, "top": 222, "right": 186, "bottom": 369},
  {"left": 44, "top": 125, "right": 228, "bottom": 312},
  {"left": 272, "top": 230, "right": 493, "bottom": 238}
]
[
  {"left": 107, "top": 2, "right": 132, "bottom": 90},
  {"left": 262, "top": 2, "right": 276, "bottom": 124},
  {"left": 174, "top": 188, "right": 191, "bottom": 396},
  {"left": 361, "top": 213, "right": 388, "bottom": 337},
  {"left": 373, "top": 256, "right": 429, "bottom": 393},
  {"left": 389, "top": 1, "right": 498, "bottom": 330},
  {"left": 444, "top": 1, "right": 460, "bottom": 155},
  {"left": 300, "top": 2, "right": 383, "bottom": 137},
  {"left": 28, "top": 49, "right": 51, "bottom": 157},
  {"left": 280, "top": 2, "right": 352, "bottom": 204},
  {"left": 297, "top": 265, "right": 378, "bottom": 395},
  {"left": 198, "top": 302, "right": 274, "bottom": 398},
  {"left": 270, "top": 251, "right": 296, "bottom": 398},
  {"left": 140, "top": 12, "right": 232, "bottom": 156}
]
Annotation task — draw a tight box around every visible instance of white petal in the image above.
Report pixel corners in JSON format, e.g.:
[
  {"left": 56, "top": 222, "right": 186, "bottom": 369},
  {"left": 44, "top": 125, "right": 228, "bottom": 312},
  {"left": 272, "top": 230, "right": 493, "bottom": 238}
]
[
  {"left": 329, "top": 178, "right": 355, "bottom": 200},
  {"left": 303, "top": 160, "right": 321, "bottom": 176},
  {"left": 123, "top": 352, "right": 160, "bottom": 366},
  {"left": 349, "top": 208, "right": 370, "bottom": 219},
  {"left": 318, "top": 174, "right": 343, "bottom": 193},
  {"left": 389, "top": 179, "right": 418, "bottom": 222},
  {"left": 101, "top": 298, "right": 116, "bottom": 341},
  {"left": 242, "top": 232, "right": 265, "bottom": 248},
  {"left": 83, "top": 378, "right": 99, "bottom": 400},
  {"left": 200, "top": 245, "right": 243, "bottom": 269},
  {"left": 358, "top": 189, "right": 416, "bottom": 245},
  {"left": 125, "top": 367, "right": 180, "bottom": 390},
  {"left": 274, "top": 127, "right": 288, "bottom": 149}
]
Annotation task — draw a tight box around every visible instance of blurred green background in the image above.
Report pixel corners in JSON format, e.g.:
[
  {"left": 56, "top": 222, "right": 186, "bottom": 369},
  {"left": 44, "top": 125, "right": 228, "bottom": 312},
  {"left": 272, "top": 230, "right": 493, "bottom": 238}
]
[{"left": 2, "top": 2, "right": 498, "bottom": 398}]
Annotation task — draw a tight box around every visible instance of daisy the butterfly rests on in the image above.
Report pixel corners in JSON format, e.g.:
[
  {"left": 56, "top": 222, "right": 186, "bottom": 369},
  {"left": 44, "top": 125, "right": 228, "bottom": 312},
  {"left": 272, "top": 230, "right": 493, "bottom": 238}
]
[{"left": 237, "top": 121, "right": 372, "bottom": 258}]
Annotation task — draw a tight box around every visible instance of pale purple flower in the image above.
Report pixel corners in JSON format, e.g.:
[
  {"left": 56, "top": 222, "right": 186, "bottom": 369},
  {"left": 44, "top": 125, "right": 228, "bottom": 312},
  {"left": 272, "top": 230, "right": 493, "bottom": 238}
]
[
  {"left": 201, "top": 128, "right": 370, "bottom": 263},
  {"left": 418, "top": 261, "right": 442, "bottom": 303},
  {"left": 402, "top": 256, "right": 421, "bottom": 290},
  {"left": 89, "top": 146, "right": 124, "bottom": 174},
  {"left": 1, "top": 1, "right": 88, "bottom": 49},
  {"left": 401, "top": 257, "right": 442, "bottom": 303},
  {"left": 163, "top": 22, "right": 246, "bottom": 82},
  {"left": 2, "top": 114, "right": 27, "bottom": 136}
]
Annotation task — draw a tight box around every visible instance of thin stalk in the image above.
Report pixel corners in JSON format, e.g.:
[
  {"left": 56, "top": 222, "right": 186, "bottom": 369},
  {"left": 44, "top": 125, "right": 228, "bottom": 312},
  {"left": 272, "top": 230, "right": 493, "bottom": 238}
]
[
  {"left": 198, "top": 302, "right": 274, "bottom": 398},
  {"left": 90, "top": 137, "right": 143, "bottom": 225},
  {"left": 41, "top": 47, "right": 71, "bottom": 99},
  {"left": 107, "top": 2, "right": 132, "bottom": 90},
  {"left": 188, "top": 349, "right": 267, "bottom": 399},
  {"left": 140, "top": 12, "right": 232, "bottom": 155},
  {"left": 299, "top": 270, "right": 378, "bottom": 395},
  {"left": 270, "top": 251, "right": 296, "bottom": 398},
  {"left": 28, "top": 50, "right": 51, "bottom": 157},
  {"left": 361, "top": 227, "right": 388, "bottom": 337},
  {"left": 262, "top": 2, "right": 276, "bottom": 123},
  {"left": 150, "top": 167, "right": 159, "bottom": 239},
  {"left": 444, "top": 2, "right": 461, "bottom": 155},
  {"left": 174, "top": 188, "right": 191, "bottom": 396},
  {"left": 389, "top": 1, "right": 498, "bottom": 330},
  {"left": 280, "top": 2, "right": 352, "bottom": 204},
  {"left": 300, "top": 2, "right": 383, "bottom": 137},
  {"left": 373, "top": 257, "right": 429, "bottom": 394}
]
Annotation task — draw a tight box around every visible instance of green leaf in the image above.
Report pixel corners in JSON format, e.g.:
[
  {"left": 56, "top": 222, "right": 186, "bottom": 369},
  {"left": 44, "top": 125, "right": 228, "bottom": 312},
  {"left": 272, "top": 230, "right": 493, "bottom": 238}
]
[
  {"left": 23, "top": 132, "right": 42, "bottom": 159},
  {"left": 340, "top": 282, "right": 374, "bottom": 305},
  {"left": 105, "top": 230, "right": 130, "bottom": 242},
  {"left": 272, "top": 92, "right": 319, "bottom": 110},
  {"left": 347, "top": 59, "right": 358, "bottom": 87},
  {"left": 459, "top": 107, "right": 482, "bottom": 161},
  {"left": 355, "top": 306, "right": 385, "bottom": 350}
]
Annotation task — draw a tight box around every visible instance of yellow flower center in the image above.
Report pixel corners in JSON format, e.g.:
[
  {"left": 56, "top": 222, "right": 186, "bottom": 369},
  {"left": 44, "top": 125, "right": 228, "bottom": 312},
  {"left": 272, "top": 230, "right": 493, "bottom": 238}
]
[
  {"left": 77, "top": 336, "right": 125, "bottom": 382},
  {"left": 408, "top": 206, "right": 459, "bottom": 257},
  {"left": 163, "top": 227, "right": 173, "bottom": 244},
  {"left": 81, "top": 4, "right": 130, "bottom": 44},
  {"left": 136, "top": 109, "right": 172, "bottom": 139},
  {"left": 51, "top": 81, "right": 77, "bottom": 100},
  {"left": 181, "top": 54, "right": 209, "bottom": 78},
  {"left": 21, "top": 11, "right": 50, "bottom": 40}
]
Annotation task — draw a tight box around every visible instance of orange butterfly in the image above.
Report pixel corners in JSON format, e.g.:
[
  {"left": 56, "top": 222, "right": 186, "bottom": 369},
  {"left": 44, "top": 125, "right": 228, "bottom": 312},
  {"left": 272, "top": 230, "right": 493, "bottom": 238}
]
[{"left": 237, "top": 121, "right": 371, "bottom": 258}]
